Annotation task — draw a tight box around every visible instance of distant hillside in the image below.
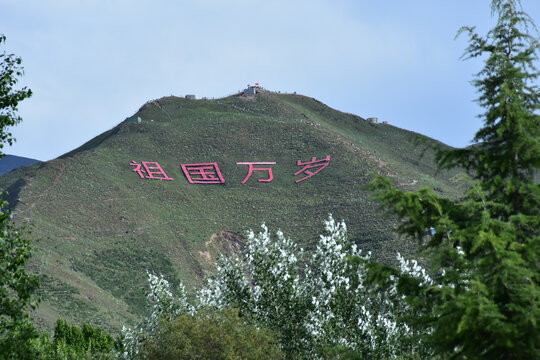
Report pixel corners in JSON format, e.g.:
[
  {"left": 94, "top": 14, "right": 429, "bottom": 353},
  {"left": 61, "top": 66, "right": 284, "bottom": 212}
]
[
  {"left": 0, "top": 90, "right": 465, "bottom": 333},
  {"left": 0, "top": 154, "right": 41, "bottom": 175}
]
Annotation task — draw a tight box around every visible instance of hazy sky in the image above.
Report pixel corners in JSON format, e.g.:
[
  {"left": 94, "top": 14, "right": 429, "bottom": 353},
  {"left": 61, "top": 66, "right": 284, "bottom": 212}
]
[{"left": 2, "top": 0, "right": 539, "bottom": 161}]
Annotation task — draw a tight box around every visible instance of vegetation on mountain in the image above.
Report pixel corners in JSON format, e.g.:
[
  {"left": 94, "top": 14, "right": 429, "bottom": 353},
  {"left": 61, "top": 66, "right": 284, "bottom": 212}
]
[
  {"left": 0, "top": 84, "right": 462, "bottom": 331},
  {"left": 3, "top": 0, "right": 537, "bottom": 358},
  {"left": 366, "top": 0, "right": 540, "bottom": 358},
  {"left": 123, "top": 1, "right": 539, "bottom": 358}
]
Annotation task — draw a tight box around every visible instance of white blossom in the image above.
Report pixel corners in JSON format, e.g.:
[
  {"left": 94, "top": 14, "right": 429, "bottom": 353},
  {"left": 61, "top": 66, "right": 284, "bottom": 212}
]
[{"left": 121, "top": 215, "right": 431, "bottom": 359}]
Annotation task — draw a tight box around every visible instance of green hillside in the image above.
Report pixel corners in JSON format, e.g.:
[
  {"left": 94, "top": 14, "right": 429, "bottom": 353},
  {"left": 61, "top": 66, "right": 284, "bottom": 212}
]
[{"left": 0, "top": 90, "right": 462, "bottom": 333}]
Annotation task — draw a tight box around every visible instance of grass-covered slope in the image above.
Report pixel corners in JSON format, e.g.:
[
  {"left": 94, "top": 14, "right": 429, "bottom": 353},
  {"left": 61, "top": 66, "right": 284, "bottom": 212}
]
[{"left": 0, "top": 90, "right": 461, "bottom": 333}]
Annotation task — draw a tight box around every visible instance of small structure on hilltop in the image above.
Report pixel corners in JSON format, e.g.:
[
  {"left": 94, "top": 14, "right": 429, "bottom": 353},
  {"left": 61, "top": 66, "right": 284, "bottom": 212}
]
[
  {"left": 244, "top": 83, "right": 262, "bottom": 95},
  {"left": 185, "top": 94, "right": 196, "bottom": 100},
  {"left": 125, "top": 116, "right": 142, "bottom": 123},
  {"left": 367, "top": 117, "right": 378, "bottom": 124},
  {"left": 382, "top": 120, "right": 388, "bottom": 124}
]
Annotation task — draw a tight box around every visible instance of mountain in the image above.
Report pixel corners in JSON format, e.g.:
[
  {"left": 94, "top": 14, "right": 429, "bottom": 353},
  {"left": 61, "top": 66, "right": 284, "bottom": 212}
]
[
  {"left": 0, "top": 90, "right": 463, "bottom": 333},
  {"left": 0, "top": 154, "right": 41, "bottom": 175}
]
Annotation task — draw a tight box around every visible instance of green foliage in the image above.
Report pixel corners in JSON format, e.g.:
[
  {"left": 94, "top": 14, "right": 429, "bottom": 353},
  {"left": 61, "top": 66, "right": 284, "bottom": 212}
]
[
  {"left": 139, "top": 308, "right": 284, "bottom": 360},
  {"left": 0, "top": 34, "right": 32, "bottom": 155},
  {"left": 0, "top": 33, "right": 40, "bottom": 359},
  {"left": 0, "top": 199, "right": 41, "bottom": 358},
  {"left": 74, "top": 244, "right": 181, "bottom": 317},
  {"left": 53, "top": 319, "right": 118, "bottom": 355},
  {"left": 438, "top": 1, "right": 540, "bottom": 208},
  {"left": 29, "top": 319, "right": 120, "bottom": 359},
  {"left": 367, "top": 1, "right": 540, "bottom": 358}
]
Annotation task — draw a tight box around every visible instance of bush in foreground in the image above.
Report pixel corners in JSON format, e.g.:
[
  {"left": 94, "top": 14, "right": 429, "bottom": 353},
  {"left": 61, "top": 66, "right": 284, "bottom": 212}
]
[{"left": 140, "top": 308, "right": 283, "bottom": 360}]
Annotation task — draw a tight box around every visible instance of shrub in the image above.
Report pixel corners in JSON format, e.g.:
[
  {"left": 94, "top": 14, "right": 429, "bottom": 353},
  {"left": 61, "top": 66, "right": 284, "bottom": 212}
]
[{"left": 139, "top": 308, "right": 283, "bottom": 360}]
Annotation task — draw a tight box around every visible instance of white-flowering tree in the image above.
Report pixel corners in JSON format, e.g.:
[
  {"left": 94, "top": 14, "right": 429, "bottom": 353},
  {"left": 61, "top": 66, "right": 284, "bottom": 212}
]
[
  {"left": 122, "top": 216, "right": 432, "bottom": 359},
  {"left": 200, "top": 224, "right": 312, "bottom": 357},
  {"left": 121, "top": 272, "right": 192, "bottom": 360}
]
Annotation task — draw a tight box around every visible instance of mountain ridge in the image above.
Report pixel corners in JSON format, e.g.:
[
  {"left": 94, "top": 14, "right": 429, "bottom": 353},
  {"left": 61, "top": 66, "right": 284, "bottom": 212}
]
[{"left": 0, "top": 89, "right": 463, "bottom": 333}]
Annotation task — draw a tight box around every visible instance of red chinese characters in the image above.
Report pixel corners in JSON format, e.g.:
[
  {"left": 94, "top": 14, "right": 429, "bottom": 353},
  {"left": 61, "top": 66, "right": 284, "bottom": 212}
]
[
  {"left": 181, "top": 163, "right": 225, "bottom": 184},
  {"left": 294, "top": 155, "right": 330, "bottom": 183},
  {"left": 236, "top": 162, "right": 276, "bottom": 184},
  {"left": 129, "top": 155, "right": 330, "bottom": 184},
  {"left": 130, "top": 161, "right": 174, "bottom": 180}
]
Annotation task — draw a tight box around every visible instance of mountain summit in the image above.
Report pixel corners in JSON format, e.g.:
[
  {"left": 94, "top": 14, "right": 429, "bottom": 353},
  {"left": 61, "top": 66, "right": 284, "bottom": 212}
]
[{"left": 0, "top": 89, "right": 460, "bottom": 332}]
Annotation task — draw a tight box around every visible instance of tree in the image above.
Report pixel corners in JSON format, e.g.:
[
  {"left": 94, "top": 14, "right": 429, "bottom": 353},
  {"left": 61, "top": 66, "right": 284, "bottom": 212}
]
[
  {"left": 28, "top": 318, "right": 120, "bottom": 359},
  {"left": 0, "top": 199, "right": 41, "bottom": 358},
  {"left": 0, "top": 34, "right": 38, "bottom": 358},
  {"left": 140, "top": 309, "right": 284, "bottom": 360},
  {"left": 123, "top": 217, "right": 421, "bottom": 359},
  {"left": 0, "top": 34, "right": 32, "bottom": 155},
  {"left": 367, "top": 0, "right": 540, "bottom": 358}
]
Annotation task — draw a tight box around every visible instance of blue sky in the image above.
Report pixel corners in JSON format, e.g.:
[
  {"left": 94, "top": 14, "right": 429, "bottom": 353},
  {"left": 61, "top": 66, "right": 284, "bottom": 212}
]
[{"left": 2, "top": 0, "right": 539, "bottom": 161}]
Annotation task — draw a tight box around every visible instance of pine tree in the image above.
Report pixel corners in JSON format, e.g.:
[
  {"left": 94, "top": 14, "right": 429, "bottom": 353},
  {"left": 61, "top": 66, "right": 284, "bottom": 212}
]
[{"left": 367, "top": 0, "right": 540, "bottom": 358}]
